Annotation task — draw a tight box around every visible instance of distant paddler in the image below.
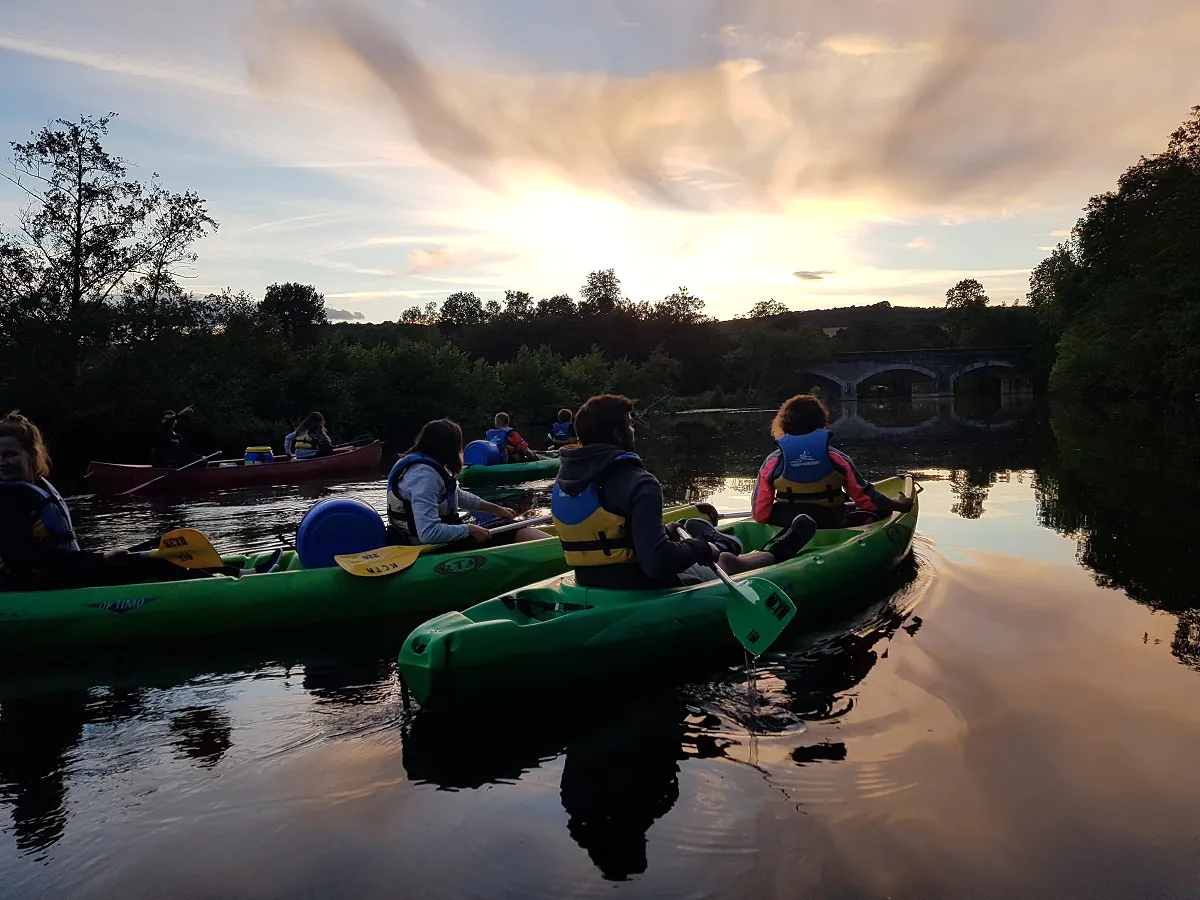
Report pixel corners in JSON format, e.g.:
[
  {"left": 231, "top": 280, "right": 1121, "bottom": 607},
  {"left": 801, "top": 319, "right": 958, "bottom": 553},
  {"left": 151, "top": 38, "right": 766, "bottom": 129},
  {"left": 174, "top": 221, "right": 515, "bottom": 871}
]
[{"left": 285, "top": 412, "right": 334, "bottom": 460}]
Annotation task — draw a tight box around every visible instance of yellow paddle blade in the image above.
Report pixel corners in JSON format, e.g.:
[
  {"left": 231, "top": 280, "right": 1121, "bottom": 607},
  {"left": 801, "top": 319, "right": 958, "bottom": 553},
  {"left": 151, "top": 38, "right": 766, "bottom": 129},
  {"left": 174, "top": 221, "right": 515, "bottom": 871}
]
[
  {"left": 149, "top": 528, "right": 224, "bottom": 569},
  {"left": 334, "top": 544, "right": 428, "bottom": 577}
]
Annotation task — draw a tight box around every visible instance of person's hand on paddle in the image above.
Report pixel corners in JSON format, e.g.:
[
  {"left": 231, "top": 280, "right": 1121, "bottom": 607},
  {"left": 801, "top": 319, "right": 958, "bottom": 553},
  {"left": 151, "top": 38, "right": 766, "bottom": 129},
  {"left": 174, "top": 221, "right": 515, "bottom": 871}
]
[
  {"left": 466, "top": 523, "right": 491, "bottom": 542},
  {"left": 481, "top": 502, "right": 517, "bottom": 521}
]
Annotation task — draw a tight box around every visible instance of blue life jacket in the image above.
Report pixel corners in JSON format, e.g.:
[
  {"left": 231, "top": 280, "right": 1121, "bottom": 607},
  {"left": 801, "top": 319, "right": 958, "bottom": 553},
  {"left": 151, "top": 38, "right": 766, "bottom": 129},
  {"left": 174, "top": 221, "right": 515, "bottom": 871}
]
[
  {"left": 485, "top": 426, "right": 512, "bottom": 447},
  {"left": 772, "top": 429, "right": 846, "bottom": 512},
  {"left": 0, "top": 479, "right": 80, "bottom": 554},
  {"left": 386, "top": 453, "right": 460, "bottom": 542},
  {"left": 551, "top": 452, "right": 642, "bottom": 568},
  {"left": 550, "top": 421, "right": 576, "bottom": 446}
]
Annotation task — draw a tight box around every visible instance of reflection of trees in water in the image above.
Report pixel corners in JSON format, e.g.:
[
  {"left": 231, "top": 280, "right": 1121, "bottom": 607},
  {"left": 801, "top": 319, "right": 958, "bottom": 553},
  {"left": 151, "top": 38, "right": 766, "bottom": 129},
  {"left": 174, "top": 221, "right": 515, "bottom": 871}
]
[
  {"left": 168, "top": 706, "right": 233, "bottom": 768},
  {"left": 948, "top": 468, "right": 996, "bottom": 519},
  {"left": 0, "top": 687, "right": 149, "bottom": 856},
  {"left": 1037, "top": 402, "right": 1200, "bottom": 671}
]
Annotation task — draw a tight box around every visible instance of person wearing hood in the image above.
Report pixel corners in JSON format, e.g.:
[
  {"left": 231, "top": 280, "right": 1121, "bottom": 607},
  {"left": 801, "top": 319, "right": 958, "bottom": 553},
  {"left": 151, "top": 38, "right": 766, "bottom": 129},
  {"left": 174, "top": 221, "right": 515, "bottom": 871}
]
[{"left": 551, "top": 394, "right": 817, "bottom": 591}]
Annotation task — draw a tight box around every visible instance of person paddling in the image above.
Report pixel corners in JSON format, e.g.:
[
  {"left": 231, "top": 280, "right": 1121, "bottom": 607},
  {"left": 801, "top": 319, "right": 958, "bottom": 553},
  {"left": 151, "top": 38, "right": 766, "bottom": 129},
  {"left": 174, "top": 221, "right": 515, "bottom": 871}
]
[
  {"left": 0, "top": 412, "right": 278, "bottom": 591},
  {"left": 285, "top": 412, "right": 334, "bottom": 459},
  {"left": 751, "top": 394, "right": 913, "bottom": 529},
  {"left": 550, "top": 394, "right": 816, "bottom": 590},
  {"left": 152, "top": 407, "right": 193, "bottom": 467},
  {"left": 486, "top": 412, "right": 538, "bottom": 463},
  {"left": 387, "top": 419, "right": 551, "bottom": 549}
]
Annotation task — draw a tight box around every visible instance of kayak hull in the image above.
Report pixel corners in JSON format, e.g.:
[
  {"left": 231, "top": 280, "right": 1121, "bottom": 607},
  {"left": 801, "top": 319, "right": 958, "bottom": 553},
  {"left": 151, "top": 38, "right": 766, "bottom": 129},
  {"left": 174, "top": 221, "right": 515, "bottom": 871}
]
[
  {"left": 459, "top": 454, "right": 560, "bottom": 487},
  {"left": 398, "top": 477, "right": 919, "bottom": 709},
  {"left": 84, "top": 441, "right": 384, "bottom": 495},
  {"left": 0, "top": 505, "right": 708, "bottom": 652}
]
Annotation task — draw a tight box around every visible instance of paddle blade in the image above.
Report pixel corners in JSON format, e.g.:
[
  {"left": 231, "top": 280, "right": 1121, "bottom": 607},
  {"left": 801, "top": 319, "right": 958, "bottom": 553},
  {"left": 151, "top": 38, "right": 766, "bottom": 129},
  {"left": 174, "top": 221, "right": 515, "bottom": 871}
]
[
  {"left": 334, "top": 544, "right": 425, "bottom": 577},
  {"left": 724, "top": 577, "right": 797, "bottom": 656},
  {"left": 149, "top": 528, "right": 224, "bottom": 569}
]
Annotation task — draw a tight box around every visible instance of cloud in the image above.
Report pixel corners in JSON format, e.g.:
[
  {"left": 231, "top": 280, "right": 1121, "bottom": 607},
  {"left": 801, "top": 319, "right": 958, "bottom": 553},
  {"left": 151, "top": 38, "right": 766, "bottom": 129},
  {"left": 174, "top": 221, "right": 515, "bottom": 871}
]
[
  {"left": 243, "top": 0, "right": 1200, "bottom": 215},
  {"left": 325, "top": 307, "right": 366, "bottom": 320},
  {"left": 1049, "top": 228, "right": 1072, "bottom": 237},
  {"left": 819, "top": 33, "right": 911, "bottom": 57},
  {"left": 407, "top": 247, "right": 477, "bottom": 274},
  {"left": 906, "top": 236, "right": 935, "bottom": 250},
  {"left": 793, "top": 270, "right": 833, "bottom": 280}
]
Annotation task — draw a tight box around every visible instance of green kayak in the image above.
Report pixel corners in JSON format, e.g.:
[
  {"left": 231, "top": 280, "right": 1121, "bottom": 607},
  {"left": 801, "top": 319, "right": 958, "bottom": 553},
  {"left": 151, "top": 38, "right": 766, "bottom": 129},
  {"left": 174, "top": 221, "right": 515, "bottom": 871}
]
[
  {"left": 0, "top": 505, "right": 708, "bottom": 653},
  {"left": 459, "top": 453, "right": 560, "bottom": 487},
  {"left": 398, "top": 476, "right": 919, "bottom": 709}
]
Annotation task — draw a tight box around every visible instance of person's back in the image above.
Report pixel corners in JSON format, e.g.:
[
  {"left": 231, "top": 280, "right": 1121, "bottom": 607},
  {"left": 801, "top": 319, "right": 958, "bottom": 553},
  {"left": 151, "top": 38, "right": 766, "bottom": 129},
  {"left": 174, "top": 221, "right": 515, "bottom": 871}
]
[
  {"left": 548, "top": 409, "right": 579, "bottom": 449},
  {"left": 552, "top": 396, "right": 715, "bottom": 590},
  {"left": 752, "top": 394, "right": 911, "bottom": 528},
  {"left": 486, "top": 412, "right": 535, "bottom": 463},
  {"left": 289, "top": 413, "right": 332, "bottom": 459}
]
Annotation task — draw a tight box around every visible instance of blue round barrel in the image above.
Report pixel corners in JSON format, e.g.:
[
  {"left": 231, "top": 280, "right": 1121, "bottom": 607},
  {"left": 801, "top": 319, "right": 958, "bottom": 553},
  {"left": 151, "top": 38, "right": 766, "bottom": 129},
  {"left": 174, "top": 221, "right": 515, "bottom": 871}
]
[
  {"left": 463, "top": 439, "right": 504, "bottom": 467},
  {"left": 296, "top": 498, "right": 386, "bottom": 569},
  {"left": 244, "top": 446, "right": 274, "bottom": 465}
]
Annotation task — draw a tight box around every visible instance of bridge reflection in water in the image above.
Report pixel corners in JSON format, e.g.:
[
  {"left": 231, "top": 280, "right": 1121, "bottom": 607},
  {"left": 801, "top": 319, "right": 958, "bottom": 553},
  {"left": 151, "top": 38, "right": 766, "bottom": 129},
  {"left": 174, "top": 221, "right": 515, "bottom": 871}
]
[{"left": 827, "top": 394, "right": 1033, "bottom": 442}]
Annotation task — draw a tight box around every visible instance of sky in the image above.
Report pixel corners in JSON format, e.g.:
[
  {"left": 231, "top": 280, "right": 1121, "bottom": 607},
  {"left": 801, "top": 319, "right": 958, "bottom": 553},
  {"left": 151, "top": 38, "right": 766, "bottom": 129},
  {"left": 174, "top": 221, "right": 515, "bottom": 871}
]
[{"left": 0, "top": 0, "right": 1197, "bottom": 323}]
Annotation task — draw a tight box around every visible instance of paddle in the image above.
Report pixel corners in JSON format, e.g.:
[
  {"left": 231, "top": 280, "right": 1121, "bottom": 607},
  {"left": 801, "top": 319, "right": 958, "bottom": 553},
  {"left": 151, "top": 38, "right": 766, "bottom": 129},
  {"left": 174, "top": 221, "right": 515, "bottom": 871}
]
[
  {"left": 119, "top": 450, "right": 222, "bottom": 497},
  {"left": 673, "top": 523, "right": 797, "bottom": 655},
  {"left": 334, "top": 514, "right": 554, "bottom": 577},
  {"left": 334, "top": 433, "right": 375, "bottom": 450},
  {"left": 135, "top": 528, "right": 226, "bottom": 569}
]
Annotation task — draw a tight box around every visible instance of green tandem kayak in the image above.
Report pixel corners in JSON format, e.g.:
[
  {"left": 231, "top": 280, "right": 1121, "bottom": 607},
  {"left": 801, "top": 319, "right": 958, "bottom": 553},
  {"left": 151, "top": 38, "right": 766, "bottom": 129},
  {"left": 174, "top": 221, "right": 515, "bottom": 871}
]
[
  {"left": 459, "top": 453, "right": 560, "bottom": 487},
  {"left": 398, "top": 476, "right": 920, "bottom": 709},
  {"left": 0, "top": 505, "right": 709, "bottom": 653}
]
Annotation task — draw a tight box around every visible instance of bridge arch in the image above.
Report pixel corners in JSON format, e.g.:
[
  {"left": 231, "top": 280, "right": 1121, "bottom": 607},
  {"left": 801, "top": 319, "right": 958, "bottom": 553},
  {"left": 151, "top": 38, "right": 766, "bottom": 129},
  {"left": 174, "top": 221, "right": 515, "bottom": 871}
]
[
  {"left": 794, "top": 368, "right": 853, "bottom": 403},
  {"left": 853, "top": 363, "right": 940, "bottom": 399}
]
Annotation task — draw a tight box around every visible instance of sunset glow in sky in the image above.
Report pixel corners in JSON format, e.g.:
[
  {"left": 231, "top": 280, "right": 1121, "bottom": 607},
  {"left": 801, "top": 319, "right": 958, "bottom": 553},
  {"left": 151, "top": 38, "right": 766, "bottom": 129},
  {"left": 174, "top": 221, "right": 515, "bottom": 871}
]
[{"left": 2, "top": 0, "right": 1197, "bottom": 321}]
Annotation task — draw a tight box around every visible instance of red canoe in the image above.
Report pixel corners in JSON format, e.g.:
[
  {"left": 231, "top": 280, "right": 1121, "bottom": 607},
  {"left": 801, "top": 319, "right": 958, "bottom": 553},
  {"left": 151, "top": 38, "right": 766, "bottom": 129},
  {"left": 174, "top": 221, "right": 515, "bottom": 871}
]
[{"left": 85, "top": 441, "right": 384, "bottom": 495}]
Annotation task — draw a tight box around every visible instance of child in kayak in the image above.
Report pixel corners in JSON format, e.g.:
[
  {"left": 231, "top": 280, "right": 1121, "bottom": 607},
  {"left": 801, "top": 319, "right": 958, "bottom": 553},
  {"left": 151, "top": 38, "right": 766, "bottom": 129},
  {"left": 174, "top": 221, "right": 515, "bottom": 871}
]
[
  {"left": 752, "top": 394, "right": 913, "bottom": 529},
  {"left": 546, "top": 408, "right": 580, "bottom": 450},
  {"left": 388, "top": 418, "right": 551, "bottom": 548},
  {"left": 0, "top": 412, "right": 278, "bottom": 591},
  {"left": 486, "top": 413, "right": 538, "bottom": 463},
  {"left": 285, "top": 412, "right": 334, "bottom": 459},
  {"left": 551, "top": 394, "right": 816, "bottom": 590}
]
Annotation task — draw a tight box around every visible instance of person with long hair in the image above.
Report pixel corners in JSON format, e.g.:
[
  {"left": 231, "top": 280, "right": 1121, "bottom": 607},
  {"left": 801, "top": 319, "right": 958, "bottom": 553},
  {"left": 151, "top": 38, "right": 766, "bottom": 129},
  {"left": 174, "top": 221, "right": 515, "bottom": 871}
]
[
  {"left": 751, "top": 394, "right": 913, "bottom": 529},
  {"left": 0, "top": 412, "right": 272, "bottom": 591},
  {"left": 284, "top": 412, "right": 333, "bottom": 459},
  {"left": 387, "top": 418, "right": 550, "bottom": 548}
]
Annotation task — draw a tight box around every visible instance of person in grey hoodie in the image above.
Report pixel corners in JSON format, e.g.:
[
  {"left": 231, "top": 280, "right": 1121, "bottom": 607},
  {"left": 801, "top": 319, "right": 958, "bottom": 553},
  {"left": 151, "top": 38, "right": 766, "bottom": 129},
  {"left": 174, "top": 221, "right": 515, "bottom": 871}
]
[
  {"left": 551, "top": 395, "right": 816, "bottom": 591},
  {"left": 387, "top": 419, "right": 550, "bottom": 548}
]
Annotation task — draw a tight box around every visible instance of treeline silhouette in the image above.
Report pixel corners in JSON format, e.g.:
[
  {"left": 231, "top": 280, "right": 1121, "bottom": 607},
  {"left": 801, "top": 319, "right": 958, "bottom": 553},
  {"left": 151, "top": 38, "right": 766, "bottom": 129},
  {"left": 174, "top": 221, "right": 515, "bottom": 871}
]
[
  {"left": 1031, "top": 105, "right": 1200, "bottom": 397},
  {"left": 0, "top": 113, "right": 1037, "bottom": 475}
]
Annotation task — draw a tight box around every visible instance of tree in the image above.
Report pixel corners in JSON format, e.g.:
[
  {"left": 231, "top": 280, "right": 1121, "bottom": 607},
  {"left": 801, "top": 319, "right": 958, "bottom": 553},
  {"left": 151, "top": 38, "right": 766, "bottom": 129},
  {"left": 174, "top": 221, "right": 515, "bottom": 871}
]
[
  {"left": 439, "top": 291, "right": 485, "bottom": 328},
  {"left": 483, "top": 298, "right": 502, "bottom": 321},
  {"left": 579, "top": 269, "right": 622, "bottom": 315},
  {"left": 945, "top": 279, "right": 989, "bottom": 310},
  {"left": 399, "top": 301, "right": 439, "bottom": 325},
  {"left": 504, "top": 289, "right": 534, "bottom": 321},
  {"left": 536, "top": 293, "right": 575, "bottom": 317},
  {"left": 745, "top": 298, "right": 791, "bottom": 318},
  {"left": 259, "top": 282, "right": 328, "bottom": 340},
  {"left": 0, "top": 114, "right": 202, "bottom": 366},
  {"left": 653, "top": 286, "right": 707, "bottom": 325}
]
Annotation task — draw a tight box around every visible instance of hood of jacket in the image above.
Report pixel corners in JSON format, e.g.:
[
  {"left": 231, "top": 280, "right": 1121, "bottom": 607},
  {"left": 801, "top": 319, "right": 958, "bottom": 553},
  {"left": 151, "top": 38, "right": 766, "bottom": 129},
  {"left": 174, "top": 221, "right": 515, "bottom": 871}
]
[{"left": 556, "top": 443, "right": 642, "bottom": 496}]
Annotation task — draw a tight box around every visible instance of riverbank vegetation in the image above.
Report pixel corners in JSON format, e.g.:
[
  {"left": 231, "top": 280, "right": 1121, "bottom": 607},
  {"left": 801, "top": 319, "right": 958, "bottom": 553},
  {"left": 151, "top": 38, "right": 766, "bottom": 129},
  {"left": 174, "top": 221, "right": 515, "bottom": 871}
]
[{"left": 0, "top": 113, "right": 1050, "bottom": 473}]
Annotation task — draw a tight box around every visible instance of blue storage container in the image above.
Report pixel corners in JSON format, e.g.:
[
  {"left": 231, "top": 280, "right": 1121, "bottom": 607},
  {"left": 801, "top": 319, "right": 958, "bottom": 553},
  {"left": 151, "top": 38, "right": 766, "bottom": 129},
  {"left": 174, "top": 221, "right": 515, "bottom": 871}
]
[
  {"left": 244, "top": 446, "right": 275, "bottom": 465},
  {"left": 296, "top": 498, "right": 387, "bottom": 569},
  {"left": 463, "top": 439, "right": 504, "bottom": 467}
]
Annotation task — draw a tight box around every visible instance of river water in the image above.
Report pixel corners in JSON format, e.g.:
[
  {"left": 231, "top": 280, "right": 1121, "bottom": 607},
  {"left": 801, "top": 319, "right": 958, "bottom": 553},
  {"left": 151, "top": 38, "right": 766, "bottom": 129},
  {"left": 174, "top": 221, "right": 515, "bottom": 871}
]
[{"left": 3, "top": 397, "right": 1199, "bottom": 899}]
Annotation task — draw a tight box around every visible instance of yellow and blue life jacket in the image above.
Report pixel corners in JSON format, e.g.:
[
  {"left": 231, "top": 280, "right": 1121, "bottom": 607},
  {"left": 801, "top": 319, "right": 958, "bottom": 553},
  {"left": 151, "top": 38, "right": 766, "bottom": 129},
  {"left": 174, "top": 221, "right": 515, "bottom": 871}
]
[
  {"left": 772, "top": 429, "right": 846, "bottom": 515},
  {"left": 551, "top": 452, "right": 642, "bottom": 568},
  {"left": 550, "top": 421, "right": 577, "bottom": 447},
  {"left": 386, "top": 453, "right": 460, "bottom": 543}
]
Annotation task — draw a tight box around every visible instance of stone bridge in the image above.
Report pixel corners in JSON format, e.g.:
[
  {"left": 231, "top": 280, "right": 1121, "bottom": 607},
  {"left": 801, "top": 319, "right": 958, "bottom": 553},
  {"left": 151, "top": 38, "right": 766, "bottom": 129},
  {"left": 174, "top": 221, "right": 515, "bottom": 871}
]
[{"left": 797, "top": 348, "right": 1033, "bottom": 402}]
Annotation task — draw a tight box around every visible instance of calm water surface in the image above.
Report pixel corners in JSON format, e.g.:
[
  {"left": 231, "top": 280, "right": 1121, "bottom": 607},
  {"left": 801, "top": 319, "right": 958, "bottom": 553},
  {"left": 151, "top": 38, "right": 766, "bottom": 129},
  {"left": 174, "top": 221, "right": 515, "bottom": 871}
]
[{"left": 3, "top": 398, "right": 1200, "bottom": 899}]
